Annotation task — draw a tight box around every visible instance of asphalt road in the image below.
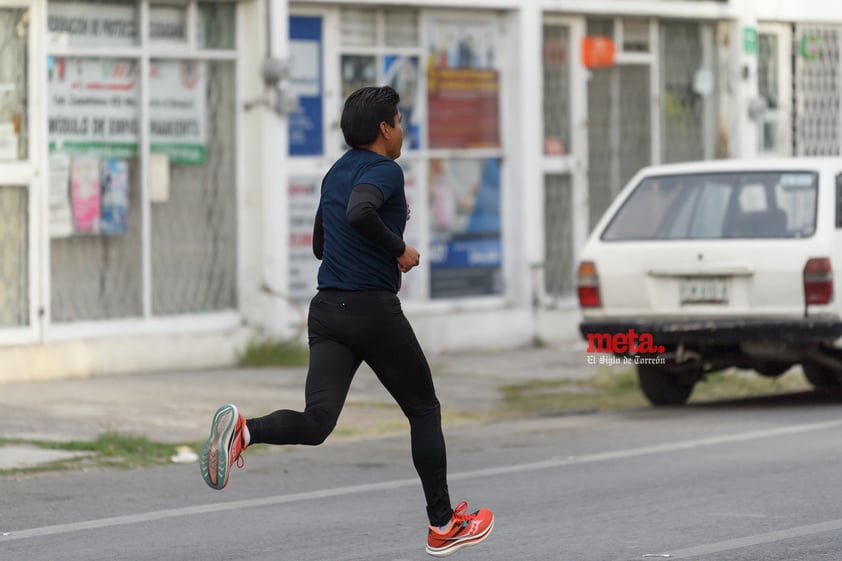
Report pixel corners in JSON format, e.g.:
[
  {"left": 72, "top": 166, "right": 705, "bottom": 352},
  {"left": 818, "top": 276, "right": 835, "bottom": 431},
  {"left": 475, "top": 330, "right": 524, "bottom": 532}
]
[{"left": 4, "top": 391, "right": 842, "bottom": 561}]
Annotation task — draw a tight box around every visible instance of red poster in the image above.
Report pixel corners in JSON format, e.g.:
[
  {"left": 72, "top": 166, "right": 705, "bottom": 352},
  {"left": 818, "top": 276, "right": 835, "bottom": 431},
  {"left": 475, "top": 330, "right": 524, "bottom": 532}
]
[
  {"left": 70, "top": 156, "right": 101, "bottom": 233},
  {"left": 427, "top": 68, "right": 500, "bottom": 149}
]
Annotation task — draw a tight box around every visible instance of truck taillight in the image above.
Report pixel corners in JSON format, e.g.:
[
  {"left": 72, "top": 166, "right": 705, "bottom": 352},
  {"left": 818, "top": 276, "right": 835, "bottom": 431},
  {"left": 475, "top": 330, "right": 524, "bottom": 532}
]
[
  {"left": 577, "top": 261, "right": 601, "bottom": 308},
  {"left": 804, "top": 258, "right": 833, "bottom": 305}
]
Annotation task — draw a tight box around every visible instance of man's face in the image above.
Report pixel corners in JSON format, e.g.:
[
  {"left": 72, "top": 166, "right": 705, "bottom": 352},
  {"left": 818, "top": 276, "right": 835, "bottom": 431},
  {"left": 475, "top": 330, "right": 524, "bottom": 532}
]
[{"left": 385, "top": 110, "right": 403, "bottom": 160}]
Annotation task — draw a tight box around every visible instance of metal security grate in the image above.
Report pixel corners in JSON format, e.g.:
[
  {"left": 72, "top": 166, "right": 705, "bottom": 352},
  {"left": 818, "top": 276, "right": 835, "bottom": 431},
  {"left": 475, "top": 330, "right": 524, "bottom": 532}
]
[
  {"left": 0, "top": 186, "right": 28, "bottom": 327},
  {"left": 586, "top": 18, "right": 718, "bottom": 235},
  {"left": 660, "top": 21, "right": 708, "bottom": 164},
  {"left": 543, "top": 23, "right": 571, "bottom": 156},
  {"left": 794, "top": 25, "right": 842, "bottom": 156},
  {"left": 543, "top": 174, "right": 574, "bottom": 299},
  {"left": 0, "top": 8, "right": 28, "bottom": 161},
  {"left": 587, "top": 64, "right": 651, "bottom": 231},
  {"left": 151, "top": 61, "right": 237, "bottom": 315},
  {"left": 758, "top": 32, "right": 781, "bottom": 153},
  {"left": 50, "top": 159, "right": 143, "bottom": 322}
]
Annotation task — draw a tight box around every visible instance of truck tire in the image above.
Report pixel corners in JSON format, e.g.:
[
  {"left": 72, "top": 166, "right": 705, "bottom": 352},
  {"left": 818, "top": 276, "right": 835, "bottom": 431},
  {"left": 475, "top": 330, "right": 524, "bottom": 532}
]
[
  {"left": 802, "top": 363, "right": 842, "bottom": 388},
  {"left": 637, "top": 364, "right": 696, "bottom": 406}
]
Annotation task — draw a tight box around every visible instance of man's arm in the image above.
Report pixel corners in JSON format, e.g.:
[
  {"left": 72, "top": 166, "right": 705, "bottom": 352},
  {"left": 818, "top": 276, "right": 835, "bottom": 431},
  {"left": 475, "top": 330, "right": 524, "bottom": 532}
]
[{"left": 346, "top": 184, "right": 406, "bottom": 257}]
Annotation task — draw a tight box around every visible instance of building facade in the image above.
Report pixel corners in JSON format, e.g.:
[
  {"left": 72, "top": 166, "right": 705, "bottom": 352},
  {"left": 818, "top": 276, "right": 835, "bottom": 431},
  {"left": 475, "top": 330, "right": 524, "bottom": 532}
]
[{"left": 0, "top": 0, "right": 838, "bottom": 382}]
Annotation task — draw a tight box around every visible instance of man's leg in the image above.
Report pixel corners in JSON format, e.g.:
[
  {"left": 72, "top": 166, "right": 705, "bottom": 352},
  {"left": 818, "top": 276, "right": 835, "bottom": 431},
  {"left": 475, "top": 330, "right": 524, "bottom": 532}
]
[
  {"left": 360, "top": 299, "right": 452, "bottom": 526},
  {"left": 247, "top": 295, "right": 362, "bottom": 446},
  {"left": 246, "top": 338, "right": 360, "bottom": 445}
]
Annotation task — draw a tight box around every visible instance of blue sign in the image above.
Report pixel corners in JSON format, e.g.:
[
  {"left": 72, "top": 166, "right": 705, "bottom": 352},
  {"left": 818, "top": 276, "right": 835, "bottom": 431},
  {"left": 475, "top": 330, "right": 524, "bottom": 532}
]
[
  {"left": 429, "top": 238, "right": 502, "bottom": 269},
  {"left": 289, "top": 16, "right": 323, "bottom": 156}
]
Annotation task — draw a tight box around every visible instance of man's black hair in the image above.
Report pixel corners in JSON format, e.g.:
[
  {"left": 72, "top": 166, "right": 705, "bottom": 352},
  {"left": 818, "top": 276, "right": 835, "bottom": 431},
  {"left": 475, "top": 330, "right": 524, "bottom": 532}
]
[{"left": 340, "top": 86, "right": 400, "bottom": 148}]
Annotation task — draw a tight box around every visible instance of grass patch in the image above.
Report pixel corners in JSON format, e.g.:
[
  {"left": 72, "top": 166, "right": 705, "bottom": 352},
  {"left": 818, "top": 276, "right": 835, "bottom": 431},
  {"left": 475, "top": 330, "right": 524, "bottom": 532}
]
[
  {"left": 501, "top": 368, "right": 648, "bottom": 415},
  {"left": 500, "top": 367, "right": 814, "bottom": 415},
  {"left": 691, "top": 368, "right": 811, "bottom": 401},
  {"left": 0, "top": 432, "right": 198, "bottom": 475},
  {"left": 238, "top": 339, "right": 309, "bottom": 367}
]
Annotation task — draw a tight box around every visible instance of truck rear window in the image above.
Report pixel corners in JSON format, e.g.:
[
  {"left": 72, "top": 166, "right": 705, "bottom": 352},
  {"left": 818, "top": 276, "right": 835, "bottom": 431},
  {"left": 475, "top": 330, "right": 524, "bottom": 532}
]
[{"left": 601, "top": 172, "right": 818, "bottom": 241}]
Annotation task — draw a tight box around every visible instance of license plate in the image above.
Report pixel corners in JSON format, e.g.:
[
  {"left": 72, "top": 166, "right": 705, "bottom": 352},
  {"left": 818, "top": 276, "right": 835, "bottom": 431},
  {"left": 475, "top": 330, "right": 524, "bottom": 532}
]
[{"left": 680, "top": 277, "right": 729, "bottom": 305}]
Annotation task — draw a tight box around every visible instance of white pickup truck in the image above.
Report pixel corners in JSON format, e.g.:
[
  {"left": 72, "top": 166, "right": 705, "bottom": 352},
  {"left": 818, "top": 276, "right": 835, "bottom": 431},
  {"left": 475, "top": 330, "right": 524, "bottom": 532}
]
[{"left": 577, "top": 158, "right": 842, "bottom": 405}]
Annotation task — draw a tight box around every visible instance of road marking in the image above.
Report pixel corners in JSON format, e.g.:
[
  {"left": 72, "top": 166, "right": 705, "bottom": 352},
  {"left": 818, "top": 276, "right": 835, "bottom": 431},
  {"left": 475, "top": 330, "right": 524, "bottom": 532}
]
[
  {"left": 647, "top": 518, "right": 842, "bottom": 559},
  {"left": 452, "top": 418, "right": 842, "bottom": 480},
  {"left": 4, "top": 419, "right": 842, "bottom": 542}
]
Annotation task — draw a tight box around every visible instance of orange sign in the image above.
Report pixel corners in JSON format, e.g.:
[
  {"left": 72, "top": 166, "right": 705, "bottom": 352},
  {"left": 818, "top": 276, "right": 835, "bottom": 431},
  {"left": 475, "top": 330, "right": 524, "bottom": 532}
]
[{"left": 581, "top": 36, "right": 616, "bottom": 68}]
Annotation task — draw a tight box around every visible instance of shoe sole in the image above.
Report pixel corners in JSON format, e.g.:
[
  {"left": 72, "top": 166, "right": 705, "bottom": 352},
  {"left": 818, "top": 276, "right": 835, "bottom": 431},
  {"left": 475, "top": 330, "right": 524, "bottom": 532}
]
[
  {"left": 425, "top": 517, "right": 495, "bottom": 557},
  {"left": 199, "top": 404, "right": 238, "bottom": 490}
]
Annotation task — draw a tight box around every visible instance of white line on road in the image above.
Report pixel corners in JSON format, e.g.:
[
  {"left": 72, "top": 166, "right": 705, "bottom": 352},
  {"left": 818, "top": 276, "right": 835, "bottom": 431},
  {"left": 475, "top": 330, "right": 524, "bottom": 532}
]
[
  {"left": 4, "top": 419, "right": 842, "bottom": 543},
  {"left": 647, "top": 518, "right": 842, "bottom": 559}
]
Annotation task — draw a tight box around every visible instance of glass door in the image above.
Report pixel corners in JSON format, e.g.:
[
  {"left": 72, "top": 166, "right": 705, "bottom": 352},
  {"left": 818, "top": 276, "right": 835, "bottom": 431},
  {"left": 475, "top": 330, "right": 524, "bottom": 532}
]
[
  {"left": 542, "top": 16, "right": 587, "bottom": 304},
  {"left": 585, "top": 18, "right": 655, "bottom": 235},
  {"left": 757, "top": 23, "right": 792, "bottom": 156},
  {"left": 0, "top": 2, "right": 38, "bottom": 344}
]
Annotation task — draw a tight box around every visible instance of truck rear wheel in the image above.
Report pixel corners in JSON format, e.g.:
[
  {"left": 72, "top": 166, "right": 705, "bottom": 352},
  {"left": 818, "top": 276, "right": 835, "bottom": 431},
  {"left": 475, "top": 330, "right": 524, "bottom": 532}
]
[
  {"left": 637, "top": 364, "right": 697, "bottom": 406},
  {"left": 802, "top": 363, "right": 842, "bottom": 388}
]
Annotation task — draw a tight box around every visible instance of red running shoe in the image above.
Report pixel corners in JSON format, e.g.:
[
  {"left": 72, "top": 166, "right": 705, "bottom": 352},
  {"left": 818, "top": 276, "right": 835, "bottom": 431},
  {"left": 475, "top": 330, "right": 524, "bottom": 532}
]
[
  {"left": 425, "top": 501, "right": 494, "bottom": 557},
  {"left": 199, "top": 404, "right": 247, "bottom": 490}
]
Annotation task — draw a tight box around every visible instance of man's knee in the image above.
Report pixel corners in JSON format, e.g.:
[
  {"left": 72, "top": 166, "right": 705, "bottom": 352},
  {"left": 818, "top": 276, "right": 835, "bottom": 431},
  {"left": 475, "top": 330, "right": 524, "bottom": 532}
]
[
  {"left": 405, "top": 400, "right": 441, "bottom": 424},
  {"left": 302, "top": 408, "right": 337, "bottom": 445}
]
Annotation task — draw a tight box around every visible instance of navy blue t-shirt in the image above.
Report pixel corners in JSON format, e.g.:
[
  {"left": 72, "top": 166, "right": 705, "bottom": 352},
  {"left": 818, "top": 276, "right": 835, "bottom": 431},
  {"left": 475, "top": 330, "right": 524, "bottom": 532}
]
[{"left": 316, "top": 149, "right": 407, "bottom": 293}]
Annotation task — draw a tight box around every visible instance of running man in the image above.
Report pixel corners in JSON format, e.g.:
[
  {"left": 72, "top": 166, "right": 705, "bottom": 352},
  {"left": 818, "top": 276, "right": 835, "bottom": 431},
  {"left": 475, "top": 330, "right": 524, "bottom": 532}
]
[{"left": 199, "top": 85, "right": 494, "bottom": 557}]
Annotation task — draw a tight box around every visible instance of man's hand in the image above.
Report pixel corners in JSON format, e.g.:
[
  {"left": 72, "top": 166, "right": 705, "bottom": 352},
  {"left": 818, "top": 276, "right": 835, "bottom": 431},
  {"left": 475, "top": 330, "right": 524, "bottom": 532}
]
[
  {"left": 406, "top": 202, "right": 412, "bottom": 222},
  {"left": 397, "top": 244, "right": 420, "bottom": 273}
]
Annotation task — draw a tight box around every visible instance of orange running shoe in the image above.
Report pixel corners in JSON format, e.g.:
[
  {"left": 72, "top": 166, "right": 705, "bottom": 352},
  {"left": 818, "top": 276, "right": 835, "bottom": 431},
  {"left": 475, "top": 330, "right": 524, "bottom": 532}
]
[
  {"left": 199, "top": 404, "right": 247, "bottom": 490},
  {"left": 425, "top": 501, "right": 494, "bottom": 557}
]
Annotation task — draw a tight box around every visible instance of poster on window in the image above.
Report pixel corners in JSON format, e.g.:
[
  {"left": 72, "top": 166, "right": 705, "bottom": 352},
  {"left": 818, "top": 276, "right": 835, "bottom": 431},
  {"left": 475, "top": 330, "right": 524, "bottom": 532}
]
[
  {"left": 70, "top": 155, "right": 101, "bottom": 233},
  {"left": 47, "top": 57, "right": 206, "bottom": 164},
  {"left": 428, "top": 157, "right": 502, "bottom": 298},
  {"left": 149, "top": 60, "right": 207, "bottom": 164},
  {"left": 100, "top": 159, "right": 129, "bottom": 235},
  {"left": 49, "top": 153, "right": 74, "bottom": 238},
  {"left": 289, "top": 16, "right": 323, "bottom": 157},
  {"left": 288, "top": 177, "right": 321, "bottom": 301},
  {"left": 425, "top": 17, "right": 501, "bottom": 149},
  {"left": 384, "top": 55, "right": 421, "bottom": 150}
]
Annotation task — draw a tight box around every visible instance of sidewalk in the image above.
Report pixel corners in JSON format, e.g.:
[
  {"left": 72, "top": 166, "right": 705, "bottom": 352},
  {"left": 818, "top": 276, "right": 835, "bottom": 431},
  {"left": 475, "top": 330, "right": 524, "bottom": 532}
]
[{"left": 0, "top": 342, "right": 599, "bottom": 469}]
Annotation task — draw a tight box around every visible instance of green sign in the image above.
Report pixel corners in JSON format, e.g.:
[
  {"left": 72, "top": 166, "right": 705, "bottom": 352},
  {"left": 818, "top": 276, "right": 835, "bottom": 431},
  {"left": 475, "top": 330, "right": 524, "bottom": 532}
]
[
  {"left": 743, "top": 27, "right": 758, "bottom": 55},
  {"left": 49, "top": 142, "right": 205, "bottom": 165},
  {"left": 801, "top": 35, "right": 821, "bottom": 61}
]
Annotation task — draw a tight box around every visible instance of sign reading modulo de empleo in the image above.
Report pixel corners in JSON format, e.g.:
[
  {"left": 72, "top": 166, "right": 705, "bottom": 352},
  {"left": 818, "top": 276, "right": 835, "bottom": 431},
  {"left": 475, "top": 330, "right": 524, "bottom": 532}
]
[{"left": 48, "top": 57, "right": 207, "bottom": 165}]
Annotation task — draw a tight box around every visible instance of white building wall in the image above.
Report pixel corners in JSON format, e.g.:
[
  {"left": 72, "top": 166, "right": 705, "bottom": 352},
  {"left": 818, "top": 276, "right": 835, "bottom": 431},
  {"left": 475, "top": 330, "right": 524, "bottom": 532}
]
[
  {"left": 748, "top": 0, "right": 842, "bottom": 23},
  {"left": 12, "top": 0, "right": 832, "bottom": 381}
]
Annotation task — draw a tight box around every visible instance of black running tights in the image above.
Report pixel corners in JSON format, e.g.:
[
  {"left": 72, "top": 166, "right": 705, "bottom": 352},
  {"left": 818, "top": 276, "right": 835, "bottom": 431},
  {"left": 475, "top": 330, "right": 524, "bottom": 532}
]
[{"left": 246, "top": 289, "right": 453, "bottom": 526}]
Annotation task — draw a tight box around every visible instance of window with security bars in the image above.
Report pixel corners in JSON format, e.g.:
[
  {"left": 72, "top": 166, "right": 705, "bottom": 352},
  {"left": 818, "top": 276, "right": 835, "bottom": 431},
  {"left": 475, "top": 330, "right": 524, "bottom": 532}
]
[
  {"left": 0, "top": 186, "right": 28, "bottom": 327},
  {"left": 758, "top": 32, "right": 780, "bottom": 153},
  {"left": 587, "top": 61, "right": 651, "bottom": 231},
  {"left": 47, "top": 1, "right": 238, "bottom": 323},
  {"left": 50, "top": 155, "right": 144, "bottom": 321},
  {"left": 151, "top": 61, "right": 237, "bottom": 315},
  {"left": 543, "top": 24, "right": 571, "bottom": 156},
  {"left": 587, "top": 18, "right": 718, "bottom": 234},
  {"left": 0, "top": 8, "right": 28, "bottom": 161},
  {"left": 543, "top": 174, "right": 574, "bottom": 298},
  {"left": 0, "top": 9, "right": 29, "bottom": 329},
  {"left": 586, "top": 18, "right": 653, "bottom": 233},
  {"left": 660, "top": 21, "right": 711, "bottom": 164},
  {"left": 794, "top": 26, "right": 842, "bottom": 156}
]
